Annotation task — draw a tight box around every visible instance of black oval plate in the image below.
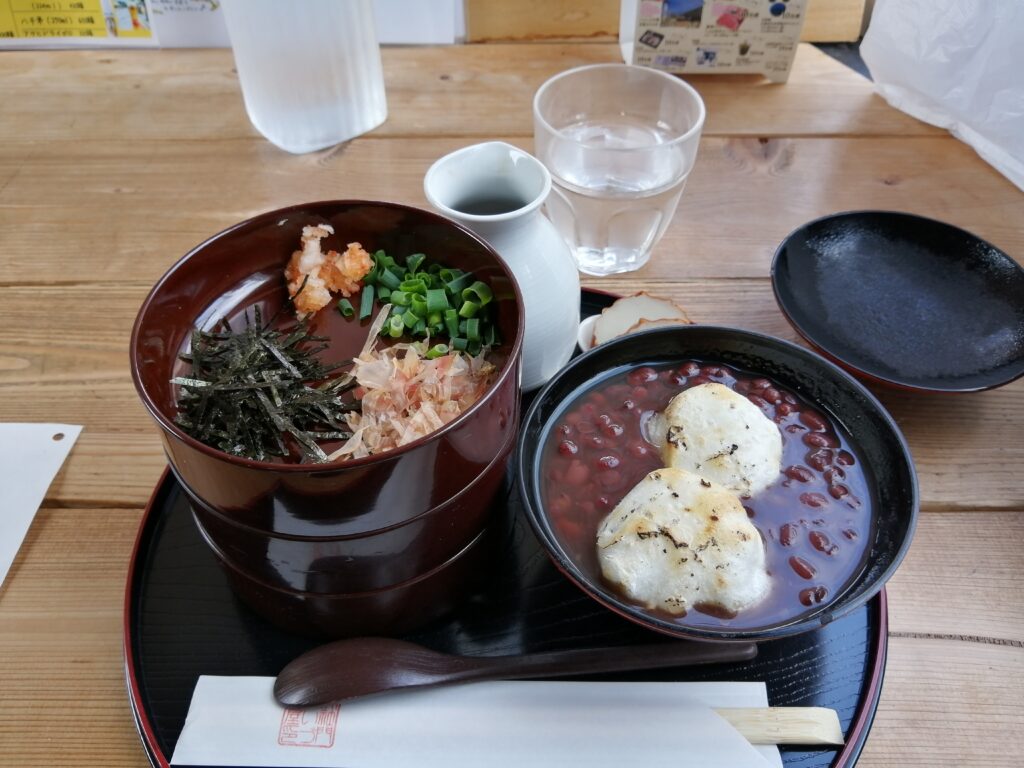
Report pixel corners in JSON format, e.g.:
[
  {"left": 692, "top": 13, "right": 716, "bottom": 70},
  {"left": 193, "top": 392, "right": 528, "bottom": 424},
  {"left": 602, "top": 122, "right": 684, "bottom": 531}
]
[
  {"left": 772, "top": 211, "right": 1024, "bottom": 393},
  {"left": 124, "top": 292, "right": 887, "bottom": 768}
]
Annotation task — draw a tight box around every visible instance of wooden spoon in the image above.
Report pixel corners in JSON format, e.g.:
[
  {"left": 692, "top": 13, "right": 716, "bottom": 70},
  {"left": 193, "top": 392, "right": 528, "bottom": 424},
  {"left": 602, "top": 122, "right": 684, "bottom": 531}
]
[{"left": 274, "top": 636, "right": 757, "bottom": 708}]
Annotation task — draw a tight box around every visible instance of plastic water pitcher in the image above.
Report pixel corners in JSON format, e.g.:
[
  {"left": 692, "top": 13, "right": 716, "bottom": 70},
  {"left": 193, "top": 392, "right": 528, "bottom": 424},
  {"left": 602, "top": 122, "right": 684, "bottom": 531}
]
[{"left": 221, "top": 0, "right": 388, "bottom": 154}]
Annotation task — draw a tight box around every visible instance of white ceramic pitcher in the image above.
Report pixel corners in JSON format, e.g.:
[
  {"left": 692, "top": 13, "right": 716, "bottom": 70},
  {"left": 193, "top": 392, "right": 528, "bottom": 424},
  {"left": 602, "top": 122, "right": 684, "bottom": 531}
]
[{"left": 424, "top": 142, "right": 580, "bottom": 391}]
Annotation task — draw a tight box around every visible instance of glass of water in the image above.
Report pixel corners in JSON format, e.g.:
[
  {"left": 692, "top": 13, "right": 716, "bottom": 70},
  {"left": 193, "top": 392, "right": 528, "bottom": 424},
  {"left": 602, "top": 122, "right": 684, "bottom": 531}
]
[{"left": 533, "top": 64, "right": 705, "bottom": 275}]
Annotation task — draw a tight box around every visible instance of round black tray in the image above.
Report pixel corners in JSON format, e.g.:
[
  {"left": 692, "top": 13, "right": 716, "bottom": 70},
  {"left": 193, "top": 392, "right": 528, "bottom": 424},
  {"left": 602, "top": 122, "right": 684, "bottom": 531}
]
[{"left": 124, "top": 292, "right": 887, "bottom": 767}]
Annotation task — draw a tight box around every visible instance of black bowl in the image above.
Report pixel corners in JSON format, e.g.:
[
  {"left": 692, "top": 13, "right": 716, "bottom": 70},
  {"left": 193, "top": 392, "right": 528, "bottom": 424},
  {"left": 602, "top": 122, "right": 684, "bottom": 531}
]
[
  {"left": 772, "top": 210, "right": 1024, "bottom": 393},
  {"left": 517, "top": 325, "right": 918, "bottom": 642}
]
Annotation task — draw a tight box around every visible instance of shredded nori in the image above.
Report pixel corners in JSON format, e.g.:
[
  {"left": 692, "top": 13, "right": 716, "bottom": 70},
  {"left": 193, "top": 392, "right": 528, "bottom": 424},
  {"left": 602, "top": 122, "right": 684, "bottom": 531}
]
[{"left": 171, "top": 305, "right": 356, "bottom": 463}]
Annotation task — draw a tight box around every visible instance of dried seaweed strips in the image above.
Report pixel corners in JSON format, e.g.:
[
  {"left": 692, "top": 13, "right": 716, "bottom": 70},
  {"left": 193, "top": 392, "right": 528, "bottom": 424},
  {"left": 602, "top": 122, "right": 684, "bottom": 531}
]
[{"left": 171, "top": 306, "right": 356, "bottom": 463}]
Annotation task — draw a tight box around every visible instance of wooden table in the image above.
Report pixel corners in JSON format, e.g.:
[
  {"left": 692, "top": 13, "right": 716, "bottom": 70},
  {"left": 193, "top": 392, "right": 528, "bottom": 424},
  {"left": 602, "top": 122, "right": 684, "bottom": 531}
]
[{"left": 1, "top": 42, "right": 1021, "bottom": 766}]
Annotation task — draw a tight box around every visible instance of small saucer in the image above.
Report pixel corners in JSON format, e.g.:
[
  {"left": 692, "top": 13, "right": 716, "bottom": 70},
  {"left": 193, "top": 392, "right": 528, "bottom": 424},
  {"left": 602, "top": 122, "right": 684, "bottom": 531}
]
[{"left": 772, "top": 211, "right": 1024, "bottom": 393}]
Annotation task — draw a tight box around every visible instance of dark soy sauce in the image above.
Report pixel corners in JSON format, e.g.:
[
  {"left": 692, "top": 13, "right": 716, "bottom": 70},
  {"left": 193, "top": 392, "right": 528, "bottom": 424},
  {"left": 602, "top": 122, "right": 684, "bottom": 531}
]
[{"left": 452, "top": 194, "right": 529, "bottom": 215}]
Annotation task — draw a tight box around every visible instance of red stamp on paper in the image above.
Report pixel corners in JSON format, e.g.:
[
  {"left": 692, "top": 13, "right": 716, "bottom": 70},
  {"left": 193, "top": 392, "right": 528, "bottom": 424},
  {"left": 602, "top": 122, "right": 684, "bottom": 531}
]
[{"left": 278, "top": 704, "right": 340, "bottom": 748}]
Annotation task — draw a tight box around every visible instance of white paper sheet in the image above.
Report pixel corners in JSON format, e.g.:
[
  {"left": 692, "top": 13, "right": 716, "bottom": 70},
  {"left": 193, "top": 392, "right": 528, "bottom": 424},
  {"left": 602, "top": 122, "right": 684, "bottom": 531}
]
[
  {"left": 172, "top": 677, "right": 782, "bottom": 767},
  {"left": 0, "top": 424, "right": 82, "bottom": 587}
]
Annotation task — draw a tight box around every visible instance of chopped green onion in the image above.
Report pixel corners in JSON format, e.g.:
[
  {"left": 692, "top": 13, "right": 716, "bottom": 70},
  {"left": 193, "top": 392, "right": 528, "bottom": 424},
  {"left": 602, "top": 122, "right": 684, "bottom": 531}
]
[
  {"left": 463, "top": 281, "right": 493, "bottom": 306},
  {"left": 465, "top": 318, "right": 481, "bottom": 342},
  {"left": 410, "top": 294, "right": 428, "bottom": 317},
  {"left": 359, "top": 285, "right": 375, "bottom": 320},
  {"left": 337, "top": 298, "right": 354, "bottom": 318},
  {"left": 413, "top": 318, "right": 427, "bottom": 335},
  {"left": 406, "top": 253, "right": 426, "bottom": 273},
  {"left": 444, "top": 309, "right": 459, "bottom": 338},
  {"left": 467, "top": 340, "right": 482, "bottom": 356},
  {"left": 445, "top": 273, "right": 473, "bottom": 294},
  {"left": 451, "top": 337, "right": 468, "bottom": 351},
  {"left": 425, "top": 288, "right": 449, "bottom": 313},
  {"left": 400, "top": 278, "right": 427, "bottom": 295},
  {"left": 377, "top": 286, "right": 392, "bottom": 301},
  {"left": 389, "top": 290, "right": 411, "bottom": 307},
  {"left": 378, "top": 268, "right": 402, "bottom": 290},
  {"left": 402, "top": 310, "right": 420, "bottom": 329},
  {"left": 388, "top": 315, "right": 405, "bottom": 338},
  {"left": 426, "top": 343, "right": 449, "bottom": 360},
  {"left": 458, "top": 299, "right": 480, "bottom": 319},
  {"left": 485, "top": 323, "right": 498, "bottom": 347}
]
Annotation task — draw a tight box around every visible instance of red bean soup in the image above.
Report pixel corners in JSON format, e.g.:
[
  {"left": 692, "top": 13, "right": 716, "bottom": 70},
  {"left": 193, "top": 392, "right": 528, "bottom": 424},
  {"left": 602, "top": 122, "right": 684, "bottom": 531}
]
[{"left": 540, "top": 360, "right": 876, "bottom": 631}]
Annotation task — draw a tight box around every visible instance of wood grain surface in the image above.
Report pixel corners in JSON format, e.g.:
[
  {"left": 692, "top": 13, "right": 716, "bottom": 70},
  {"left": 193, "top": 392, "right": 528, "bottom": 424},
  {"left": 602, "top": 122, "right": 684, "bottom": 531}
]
[{"left": 0, "top": 40, "right": 1021, "bottom": 768}]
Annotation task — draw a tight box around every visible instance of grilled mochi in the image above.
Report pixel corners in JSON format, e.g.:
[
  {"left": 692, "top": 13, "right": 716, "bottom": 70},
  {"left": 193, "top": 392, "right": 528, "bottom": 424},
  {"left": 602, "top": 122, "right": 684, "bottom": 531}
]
[
  {"left": 657, "top": 382, "right": 782, "bottom": 497},
  {"left": 596, "top": 468, "right": 770, "bottom": 616}
]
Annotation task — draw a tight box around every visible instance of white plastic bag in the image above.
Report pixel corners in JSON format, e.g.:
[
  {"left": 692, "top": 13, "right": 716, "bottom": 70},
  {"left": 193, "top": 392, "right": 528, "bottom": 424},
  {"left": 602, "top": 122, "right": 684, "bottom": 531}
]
[{"left": 861, "top": 0, "right": 1024, "bottom": 191}]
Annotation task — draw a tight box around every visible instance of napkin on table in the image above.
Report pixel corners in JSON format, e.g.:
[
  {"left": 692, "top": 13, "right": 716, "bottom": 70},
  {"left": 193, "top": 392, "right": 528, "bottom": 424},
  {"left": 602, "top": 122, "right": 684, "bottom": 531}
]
[
  {"left": 0, "top": 424, "right": 82, "bottom": 587},
  {"left": 171, "top": 676, "right": 782, "bottom": 767}
]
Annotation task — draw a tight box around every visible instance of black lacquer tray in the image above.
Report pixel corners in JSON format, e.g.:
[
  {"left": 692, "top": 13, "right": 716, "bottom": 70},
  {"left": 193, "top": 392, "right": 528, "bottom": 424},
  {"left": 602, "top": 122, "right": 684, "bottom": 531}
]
[{"left": 124, "top": 292, "right": 887, "bottom": 767}]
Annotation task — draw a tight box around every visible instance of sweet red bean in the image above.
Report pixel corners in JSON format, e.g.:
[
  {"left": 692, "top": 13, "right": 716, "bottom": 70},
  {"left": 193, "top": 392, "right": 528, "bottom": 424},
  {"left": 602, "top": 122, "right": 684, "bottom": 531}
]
[
  {"left": 828, "top": 483, "right": 849, "bottom": 500},
  {"left": 776, "top": 402, "right": 795, "bottom": 416},
  {"left": 596, "top": 454, "right": 621, "bottom": 471},
  {"left": 702, "top": 365, "right": 726, "bottom": 378},
  {"left": 549, "top": 494, "right": 572, "bottom": 516},
  {"left": 557, "top": 440, "right": 578, "bottom": 456},
  {"left": 628, "top": 367, "right": 659, "bottom": 386},
  {"left": 800, "top": 492, "right": 829, "bottom": 508},
  {"left": 620, "top": 399, "right": 637, "bottom": 411},
  {"left": 803, "top": 432, "right": 837, "bottom": 448},
  {"left": 748, "top": 394, "right": 770, "bottom": 409},
  {"left": 576, "top": 420, "right": 596, "bottom": 435},
  {"left": 679, "top": 361, "right": 701, "bottom": 377},
  {"left": 581, "top": 434, "right": 605, "bottom": 450},
  {"left": 628, "top": 441, "right": 652, "bottom": 459},
  {"left": 597, "top": 469, "right": 623, "bottom": 490},
  {"left": 559, "top": 519, "right": 582, "bottom": 539},
  {"left": 668, "top": 372, "right": 688, "bottom": 385},
  {"left": 743, "top": 505, "right": 756, "bottom": 518},
  {"left": 732, "top": 380, "right": 751, "bottom": 394},
  {"left": 842, "top": 528, "right": 859, "bottom": 540},
  {"left": 805, "top": 448, "right": 834, "bottom": 471},
  {"left": 836, "top": 450, "right": 855, "bottom": 466},
  {"left": 762, "top": 387, "right": 782, "bottom": 404},
  {"left": 799, "top": 586, "right": 828, "bottom": 606},
  {"left": 601, "top": 423, "right": 624, "bottom": 438},
  {"left": 581, "top": 402, "right": 598, "bottom": 417},
  {"left": 789, "top": 556, "right": 817, "bottom": 580},
  {"left": 782, "top": 392, "right": 798, "bottom": 405},
  {"left": 784, "top": 465, "right": 813, "bottom": 483},
  {"left": 780, "top": 523, "right": 799, "bottom": 546},
  {"left": 751, "top": 378, "right": 772, "bottom": 390},
  {"left": 555, "top": 423, "right": 572, "bottom": 437},
  {"left": 799, "top": 410, "right": 828, "bottom": 431},
  {"left": 588, "top": 392, "right": 608, "bottom": 406},
  {"left": 606, "top": 384, "right": 631, "bottom": 399},
  {"left": 564, "top": 460, "right": 590, "bottom": 486},
  {"left": 630, "top": 386, "right": 648, "bottom": 400},
  {"left": 785, "top": 424, "right": 806, "bottom": 434},
  {"left": 688, "top": 375, "right": 711, "bottom": 387},
  {"left": 823, "top": 467, "right": 846, "bottom": 484},
  {"left": 596, "top": 495, "right": 613, "bottom": 510},
  {"left": 809, "top": 531, "right": 838, "bottom": 555}
]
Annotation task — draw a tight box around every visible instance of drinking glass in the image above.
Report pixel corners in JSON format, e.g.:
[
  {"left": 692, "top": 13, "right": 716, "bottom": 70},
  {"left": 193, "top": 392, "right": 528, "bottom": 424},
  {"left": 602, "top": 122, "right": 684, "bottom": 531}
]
[
  {"left": 221, "top": 0, "right": 387, "bottom": 154},
  {"left": 533, "top": 64, "right": 706, "bottom": 275}
]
